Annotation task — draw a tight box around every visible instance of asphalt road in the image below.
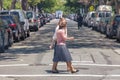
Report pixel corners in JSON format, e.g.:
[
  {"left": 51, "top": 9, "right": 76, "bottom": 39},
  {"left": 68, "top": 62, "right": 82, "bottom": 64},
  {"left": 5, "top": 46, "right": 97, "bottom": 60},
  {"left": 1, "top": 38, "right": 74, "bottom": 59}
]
[{"left": 0, "top": 19, "right": 120, "bottom": 80}]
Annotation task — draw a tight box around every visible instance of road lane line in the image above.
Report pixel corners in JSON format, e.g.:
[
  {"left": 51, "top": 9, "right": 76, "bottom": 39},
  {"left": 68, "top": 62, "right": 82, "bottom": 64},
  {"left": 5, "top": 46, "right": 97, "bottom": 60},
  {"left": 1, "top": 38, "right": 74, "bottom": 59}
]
[{"left": 0, "top": 74, "right": 120, "bottom": 77}]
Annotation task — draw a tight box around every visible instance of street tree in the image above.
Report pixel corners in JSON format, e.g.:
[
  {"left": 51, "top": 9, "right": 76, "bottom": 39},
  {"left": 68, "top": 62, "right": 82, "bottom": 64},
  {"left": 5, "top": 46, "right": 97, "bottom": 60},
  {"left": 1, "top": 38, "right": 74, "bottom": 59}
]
[
  {"left": 21, "top": 0, "right": 28, "bottom": 10},
  {"left": 65, "top": 0, "right": 80, "bottom": 13},
  {"left": 0, "top": 0, "right": 3, "bottom": 10},
  {"left": 28, "top": 0, "right": 42, "bottom": 11},
  {"left": 11, "top": 0, "right": 17, "bottom": 9}
]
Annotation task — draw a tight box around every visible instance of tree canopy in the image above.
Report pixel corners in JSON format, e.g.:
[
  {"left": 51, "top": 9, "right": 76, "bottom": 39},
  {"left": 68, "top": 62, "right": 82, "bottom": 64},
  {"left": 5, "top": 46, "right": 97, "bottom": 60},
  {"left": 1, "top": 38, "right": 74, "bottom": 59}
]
[{"left": 1, "top": 0, "right": 87, "bottom": 14}]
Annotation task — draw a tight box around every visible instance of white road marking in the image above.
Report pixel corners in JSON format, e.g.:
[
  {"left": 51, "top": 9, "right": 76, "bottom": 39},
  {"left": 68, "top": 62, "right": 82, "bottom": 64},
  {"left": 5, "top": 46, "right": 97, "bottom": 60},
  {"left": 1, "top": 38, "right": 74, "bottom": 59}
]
[
  {"left": 72, "top": 61, "right": 93, "bottom": 63},
  {"left": 0, "top": 62, "right": 120, "bottom": 67},
  {"left": 49, "top": 63, "right": 120, "bottom": 67},
  {"left": 0, "top": 64, "right": 29, "bottom": 67},
  {"left": 0, "top": 74, "right": 120, "bottom": 77}
]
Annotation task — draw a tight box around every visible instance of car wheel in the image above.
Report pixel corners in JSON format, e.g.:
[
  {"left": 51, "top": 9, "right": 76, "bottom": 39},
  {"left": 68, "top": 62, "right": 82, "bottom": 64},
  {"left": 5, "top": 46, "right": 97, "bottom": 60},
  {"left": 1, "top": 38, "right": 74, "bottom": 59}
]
[
  {"left": 0, "top": 38, "right": 5, "bottom": 53},
  {"left": 15, "top": 33, "right": 20, "bottom": 42},
  {"left": 27, "top": 30, "right": 30, "bottom": 37},
  {"left": 8, "top": 34, "right": 13, "bottom": 47}
]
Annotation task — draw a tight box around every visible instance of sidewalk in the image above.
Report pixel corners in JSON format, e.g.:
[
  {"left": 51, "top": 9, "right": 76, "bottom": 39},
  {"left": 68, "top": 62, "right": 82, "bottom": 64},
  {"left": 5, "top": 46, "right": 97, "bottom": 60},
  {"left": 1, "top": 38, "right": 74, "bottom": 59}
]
[{"left": 0, "top": 77, "right": 14, "bottom": 80}]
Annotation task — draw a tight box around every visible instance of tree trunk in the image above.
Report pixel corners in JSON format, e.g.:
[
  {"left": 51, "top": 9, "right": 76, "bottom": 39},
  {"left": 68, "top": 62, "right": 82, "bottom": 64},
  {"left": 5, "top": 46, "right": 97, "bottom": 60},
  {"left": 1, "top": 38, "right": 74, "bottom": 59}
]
[
  {"left": 11, "top": 0, "right": 17, "bottom": 9},
  {"left": 115, "top": 0, "right": 120, "bottom": 14},
  {"left": 0, "top": 0, "right": 3, "bottom": 10},
  {"left": 21, "top": 0, "right": 28, "bottom": 11}
]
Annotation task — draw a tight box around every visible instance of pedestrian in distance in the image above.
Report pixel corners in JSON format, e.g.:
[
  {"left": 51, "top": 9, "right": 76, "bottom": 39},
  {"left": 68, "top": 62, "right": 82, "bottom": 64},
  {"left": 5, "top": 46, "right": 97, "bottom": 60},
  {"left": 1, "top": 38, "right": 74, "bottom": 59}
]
[
  {"left": 77, "top": 13, "right": 83, "bottom": 29},
  {"left": 50, "top": 17, "right": 79, "bottom": 73}
]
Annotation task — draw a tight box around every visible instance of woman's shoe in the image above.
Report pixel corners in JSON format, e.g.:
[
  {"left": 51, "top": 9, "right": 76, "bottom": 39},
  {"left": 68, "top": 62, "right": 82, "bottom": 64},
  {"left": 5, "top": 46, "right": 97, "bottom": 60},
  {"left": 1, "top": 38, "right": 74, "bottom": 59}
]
[
  {"left": 52, "top": 70, "right": 59, "bottom": 73},
  {"left": 71, "top": 69, "right": 79, "bottom": 73}
]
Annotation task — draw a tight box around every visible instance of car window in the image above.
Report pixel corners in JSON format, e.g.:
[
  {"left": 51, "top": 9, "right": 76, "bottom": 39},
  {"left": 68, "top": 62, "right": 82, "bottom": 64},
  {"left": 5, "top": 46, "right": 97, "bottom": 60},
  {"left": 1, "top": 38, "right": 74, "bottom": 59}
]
[
  {"left": 115, "top": 16, "right": 120, "bottom": 22},
  {"left": 91, "top": 13, "right": 96, "bottom": 18},
  {"left": 26, "top": 12, "right": 33, "bottom": 18},
  {"left": 106, "top": 12, "right": 111, "bottom": 17},
  {"left": 98, "top": 13, "right": 103, "bottom": 17},
  {"left": 0, "top": 11, "right": 9, "bottom": 15},
  {"left": 0, "top": 19, "right": 4, "bottom": 27}
]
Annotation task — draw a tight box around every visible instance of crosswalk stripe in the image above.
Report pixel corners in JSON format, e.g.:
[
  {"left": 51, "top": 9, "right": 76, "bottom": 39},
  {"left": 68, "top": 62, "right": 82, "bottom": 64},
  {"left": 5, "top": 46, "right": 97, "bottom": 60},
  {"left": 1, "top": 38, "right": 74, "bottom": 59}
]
[
  {"left": 1, "top": 63, "right": 120, "bottom": 67},
  {"left": 0, "top": 74, "right": 120, "bottom": 77}
]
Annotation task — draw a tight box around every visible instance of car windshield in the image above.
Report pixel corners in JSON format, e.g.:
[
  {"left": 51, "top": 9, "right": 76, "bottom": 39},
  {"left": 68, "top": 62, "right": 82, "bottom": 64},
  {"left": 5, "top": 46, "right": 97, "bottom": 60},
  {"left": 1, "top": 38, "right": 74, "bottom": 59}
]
[
  {"left": 0, "top": 16, "right": 15, "bottom": 24},
  {"left": 10, "top": 12, "right": 20, "bottom": 19},
  {"left": 106, "top": 12, "right": 111, "bottom": 17}
]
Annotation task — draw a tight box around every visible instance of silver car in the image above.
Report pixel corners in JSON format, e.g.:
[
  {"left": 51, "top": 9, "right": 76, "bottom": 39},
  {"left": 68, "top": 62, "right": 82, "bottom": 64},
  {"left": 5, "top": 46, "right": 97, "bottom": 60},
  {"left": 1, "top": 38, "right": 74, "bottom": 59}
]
[
  {"left": 10, "top": 9, "right": 30, "bottom": 37},
  {"left": 26, "top": 11, "right": 39, "bottom": 31}
]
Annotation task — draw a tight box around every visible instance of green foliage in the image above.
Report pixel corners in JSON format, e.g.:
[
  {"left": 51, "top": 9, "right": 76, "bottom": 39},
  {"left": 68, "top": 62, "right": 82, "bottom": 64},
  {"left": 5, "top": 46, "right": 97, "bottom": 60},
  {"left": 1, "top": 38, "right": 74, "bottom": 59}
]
[
  {"left": 3, "top": 0, "right": 21, "bottom": 9},
  {"left": 42, "top": 0, "right": 67, "bottom": 13},
  {"left": 2, "top": 0, "right": 79, "bottom": 14},
  {"left": 3, "top": 0, "right": 12, "bottom": 9},
  {"left": 28, "top": 0, "right": 42, "bottom": 6},
  {"left": 15, "top": 1, "right": 21, "bottom": 9}
]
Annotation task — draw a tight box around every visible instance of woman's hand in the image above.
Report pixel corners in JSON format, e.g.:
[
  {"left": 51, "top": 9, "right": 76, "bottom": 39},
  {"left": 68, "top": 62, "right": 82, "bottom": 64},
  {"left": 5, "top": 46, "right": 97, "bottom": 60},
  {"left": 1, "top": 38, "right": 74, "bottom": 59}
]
[
  {"left": 70, "top": 37, "right": 74, "bottom": 40},
  {"left": 68, "top": 37, "right": 74, "bottom": 40},
  {"left": 49, "top": 45, "right": 53, "bottom": 49}
]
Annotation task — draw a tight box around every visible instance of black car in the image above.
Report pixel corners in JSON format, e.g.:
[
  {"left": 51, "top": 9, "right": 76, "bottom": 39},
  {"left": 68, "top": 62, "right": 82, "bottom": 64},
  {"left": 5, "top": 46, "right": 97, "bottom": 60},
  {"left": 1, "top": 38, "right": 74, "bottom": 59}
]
[
  {"left": 0, "top": 18, "right": 13, "bottom": 53},
  {"left": 0, "top": 15, "right": 25, "bottom": 42}
]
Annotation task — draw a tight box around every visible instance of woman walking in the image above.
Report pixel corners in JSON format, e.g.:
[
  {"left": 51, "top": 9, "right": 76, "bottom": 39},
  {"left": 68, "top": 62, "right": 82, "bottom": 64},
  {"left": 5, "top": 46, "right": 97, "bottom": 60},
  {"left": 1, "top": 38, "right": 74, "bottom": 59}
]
[
  {"left": 50, "top": 18, "right": 70, "bottom": 72},
  {"left": 51, "top": 18, "right": 79, "bottom": 73}
]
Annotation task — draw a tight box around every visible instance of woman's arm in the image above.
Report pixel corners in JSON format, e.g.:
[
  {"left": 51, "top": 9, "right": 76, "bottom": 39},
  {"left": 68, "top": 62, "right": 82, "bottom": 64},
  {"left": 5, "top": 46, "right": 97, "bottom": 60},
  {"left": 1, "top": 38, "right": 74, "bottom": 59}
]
[{"left": 60, "top": 30, "right": 74, "bottom": 41}]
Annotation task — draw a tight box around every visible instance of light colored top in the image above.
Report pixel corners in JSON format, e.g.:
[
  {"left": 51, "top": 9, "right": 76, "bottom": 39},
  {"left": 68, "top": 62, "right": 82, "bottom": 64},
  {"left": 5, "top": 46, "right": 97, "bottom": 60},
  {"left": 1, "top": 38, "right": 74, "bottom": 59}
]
[
  {"left": 56, "top": 29, "right": 67, "bottom": 45},
  {"left": 52, "top": 25, "right": 67, "bottom": 40}
]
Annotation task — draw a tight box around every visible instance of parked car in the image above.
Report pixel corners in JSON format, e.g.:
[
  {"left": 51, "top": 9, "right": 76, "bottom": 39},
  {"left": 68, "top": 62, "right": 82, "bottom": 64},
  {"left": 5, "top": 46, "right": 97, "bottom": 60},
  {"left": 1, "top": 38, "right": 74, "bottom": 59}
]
[
  {"left": 0, "top": 19, "right": 13, "bottom": 53},
  {"left": 99, "top": 11, "right": 112, "bottom": 34},
  {"left": 10, "top": 9, "right": 30, "bottom": 37},
  {"left": 0, "top": 10, "right": 9, "bottom": 15},
  {"left": 106, "top": 14, "right": 120, "bottom": 38},
  {"left": 0, "top": 15, "right": 24, "bottom": 42},
  {"left": 26, "top": 11, "right": 39, "bottom": 31},
  {"left": 87, "top": 11, "right": 96, "bottom": 28},
  {"left": 115, "top": 15, "right": 120, "bottom": 41},
  {"left": 84, "top": 11, "right": 96, "bottom": 27}
]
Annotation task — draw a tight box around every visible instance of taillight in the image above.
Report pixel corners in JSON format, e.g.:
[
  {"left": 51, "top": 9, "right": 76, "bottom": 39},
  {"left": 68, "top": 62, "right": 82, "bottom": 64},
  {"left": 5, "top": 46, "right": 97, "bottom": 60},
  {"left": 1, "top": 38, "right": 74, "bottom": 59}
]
[
  {"left": 29, "top": 19, "right": 36, "bottom": 22},
  {"left": 112, "top": 21, "right": 115, "bottom": 25},
  {"left": 9, "top": 24, "right": 17, "bottom": 28},
  {"left": 7, "top": 29, "right": 10, "bottom": 32},
  {"left": 33, "top": 19, "right": 37, "bottom": 22}
]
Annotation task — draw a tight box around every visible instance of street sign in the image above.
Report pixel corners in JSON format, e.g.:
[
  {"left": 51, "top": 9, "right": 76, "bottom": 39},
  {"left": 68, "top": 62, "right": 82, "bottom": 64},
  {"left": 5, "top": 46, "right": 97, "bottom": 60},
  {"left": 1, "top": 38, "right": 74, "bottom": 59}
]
[{"left": 89, "top": 5, "right": 95, "bottom": 11}]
